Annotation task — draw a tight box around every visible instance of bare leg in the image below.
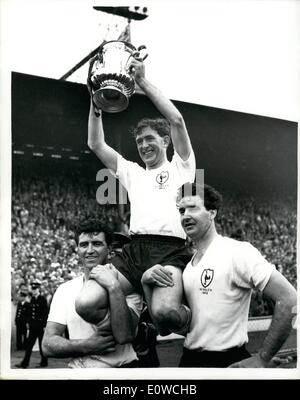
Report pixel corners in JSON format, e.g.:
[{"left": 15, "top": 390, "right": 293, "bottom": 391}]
[
  {"left": 143, "top": 265, "right": 190, "bottom": 335},
  {"left": 75, "top": 280, "right": 109, "bottom": 324},
  {"left": 75, "top": 266, "right": 134, "bottom": 325}
]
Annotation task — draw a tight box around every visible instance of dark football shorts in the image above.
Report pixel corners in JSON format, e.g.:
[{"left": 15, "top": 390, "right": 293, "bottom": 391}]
[{"left": 110, "top": 234, "right": 192, "bottom": 293}]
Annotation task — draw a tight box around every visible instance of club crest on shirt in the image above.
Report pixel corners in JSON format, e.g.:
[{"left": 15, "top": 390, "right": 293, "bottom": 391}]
[
  {"left": 156, "top": 171, "right": 169, "bottom": 189},
  {"left": 201, "top": 269, "right": 214, "bottom": 288}
]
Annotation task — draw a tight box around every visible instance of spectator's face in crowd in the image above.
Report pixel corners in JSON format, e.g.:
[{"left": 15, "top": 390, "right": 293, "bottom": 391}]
[
  {"left": 179, "top": 195, "right": 214, "bottom": 240},
  {"left": 135, "top": 127, "right": 169, "bottom": 168},
  {"left": 19, "top": 284, "right": 28, "bottom": 294},
  {"left": 77, "top": 232, "right": 108, "bottom": 270},
  {"left": 31, "top": 286, "right": 40, "bottom": 296},
  {"left": 19, "top": 293, "right": 26, "bottom": 302}
]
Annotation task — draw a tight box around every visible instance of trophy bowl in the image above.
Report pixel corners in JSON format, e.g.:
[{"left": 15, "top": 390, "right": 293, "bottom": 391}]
[{"left": 90, "top": 40, "right": 140, "bottom": 113}]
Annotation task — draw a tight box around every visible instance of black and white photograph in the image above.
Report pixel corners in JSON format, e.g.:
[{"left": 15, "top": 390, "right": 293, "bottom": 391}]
[{"left": 0, "top": 0, "right": 299, "bottom": 384}]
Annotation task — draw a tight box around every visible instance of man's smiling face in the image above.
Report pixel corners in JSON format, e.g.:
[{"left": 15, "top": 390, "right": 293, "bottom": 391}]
[
  {"left": 77, "top": 232, "right": 108, "bottom": 269},
  {"left": 135, "top": 126, "right": 169, "bottom": 169}
]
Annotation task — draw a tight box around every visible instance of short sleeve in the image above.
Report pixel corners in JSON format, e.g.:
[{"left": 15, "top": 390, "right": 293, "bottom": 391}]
[
  {"left": 232, "top": 242, "right": 275, "bottom": 291},
  {"left": 115, "top": 154, "right": 142, "bottom": 191},
  {"left": 47, "top": 285, "right": 67, "bottom": 325},
  {"left": 125, "top": 292, "right": 143, "bottom": 317},
  {"left": 172, "top": 149, "right": 196, "bottom": 183}
]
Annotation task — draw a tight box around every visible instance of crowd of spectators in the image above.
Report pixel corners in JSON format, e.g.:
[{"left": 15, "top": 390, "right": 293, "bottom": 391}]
[{"left": 11, "top": 167, "right": 297, "bottom": 317}]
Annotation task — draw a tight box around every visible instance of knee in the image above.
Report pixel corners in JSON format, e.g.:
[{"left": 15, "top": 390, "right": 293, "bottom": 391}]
[{"left": 151, "top": 303, "right": 180, "bottom": 326}]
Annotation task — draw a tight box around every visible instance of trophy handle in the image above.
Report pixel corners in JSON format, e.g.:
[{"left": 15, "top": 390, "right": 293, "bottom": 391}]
[
  {"left": 87, "top": 55, "right": 99, "bottom": 94},
  {"left": 135, "top": 45, "right": 148, "bottom": 61},
  {"left": 126, "top": 45, "right": 148, "bottom": 73}
]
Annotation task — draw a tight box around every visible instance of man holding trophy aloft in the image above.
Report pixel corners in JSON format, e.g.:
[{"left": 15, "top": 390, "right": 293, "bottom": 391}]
[{"left": 76, "top": 40, "right": 196, "bottom": 340}]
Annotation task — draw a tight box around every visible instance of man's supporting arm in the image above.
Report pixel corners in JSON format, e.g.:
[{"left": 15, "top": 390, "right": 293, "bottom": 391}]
[
  {"left": 230, "top": 269, "right": 297, "bottom": 368},
  {"left": 258, "top": 269, "right": 297, "bottom": 365},
  {"left": 107, "top": 284, "right": 139, "bottom": 344},
  {"left": 90, "top": 265, "right": 139, "bottom": 344},
  {"left": 42, "top": 321, "right": 115, "bottom": 358}
]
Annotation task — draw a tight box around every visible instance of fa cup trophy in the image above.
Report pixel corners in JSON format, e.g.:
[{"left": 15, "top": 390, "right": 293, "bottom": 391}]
[{"left": 89, "top": 40, "right": 147, "bottom": 113}]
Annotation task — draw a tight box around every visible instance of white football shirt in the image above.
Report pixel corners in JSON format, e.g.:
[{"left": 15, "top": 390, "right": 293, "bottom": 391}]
[
  {"left": 47, "top": 275, "right": 143, "bottom": 367},
  {"left": 183, "top": 235, "right": 275, "bottom": 351},
  {"left": 116, "top": 150, "right": 196, "bottom": 239}
]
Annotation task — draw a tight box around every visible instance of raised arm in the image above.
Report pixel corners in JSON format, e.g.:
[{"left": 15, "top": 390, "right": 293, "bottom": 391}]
[
  {"left": 87, "top": 56, "right": 119, "bottom": 173},
  {"left": 42, "top": 320, "right": 115, "bottom": 358},
  {"left": 130, "top": 58, "right": 192, "bottom": 161},
  {"left": 87, "top": 100, "right": 119, "bottom": 173},
  {"left": 230, "top": 269, "right": 297, "bottom": 368}
]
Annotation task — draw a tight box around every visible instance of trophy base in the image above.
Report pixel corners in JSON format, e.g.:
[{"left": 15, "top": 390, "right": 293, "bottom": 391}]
[{"left": 93, "top": 86, "right": 129, "bottom": 113}]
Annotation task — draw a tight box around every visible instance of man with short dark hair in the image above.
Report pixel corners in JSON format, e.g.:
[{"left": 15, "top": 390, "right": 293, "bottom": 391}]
[
  {"left": 42, "top": 218, "right": 143, "bottom": 368},
  {"left": 176, "top": 183, "right": 297, "bottom": 368}
]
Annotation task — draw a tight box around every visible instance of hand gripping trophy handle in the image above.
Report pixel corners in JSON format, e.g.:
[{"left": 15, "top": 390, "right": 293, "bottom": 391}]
[
  {"left": 89, "top": 41, "right": 148, "bottom": 113},
  {"left": 131, "top": 45, "right": 149, "bottom": 61},
  {"left": 127, "top": 45, "right": 148, "bottom": 74}
]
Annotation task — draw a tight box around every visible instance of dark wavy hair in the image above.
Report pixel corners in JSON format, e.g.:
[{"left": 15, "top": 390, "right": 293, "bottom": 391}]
[
  {"left": 132, "top": 118, "right": 171, "bottom": 139},
  {"left": 179, "top": 183, "right": 223, "bottom": 215},
  {"left": 74, "top": 217, "right": 113, "bottom": 246}
]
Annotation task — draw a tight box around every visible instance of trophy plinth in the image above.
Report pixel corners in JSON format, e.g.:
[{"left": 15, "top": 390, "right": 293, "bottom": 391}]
[{"left": 93, "top": 87, "right": 128, "bottom": 114}]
